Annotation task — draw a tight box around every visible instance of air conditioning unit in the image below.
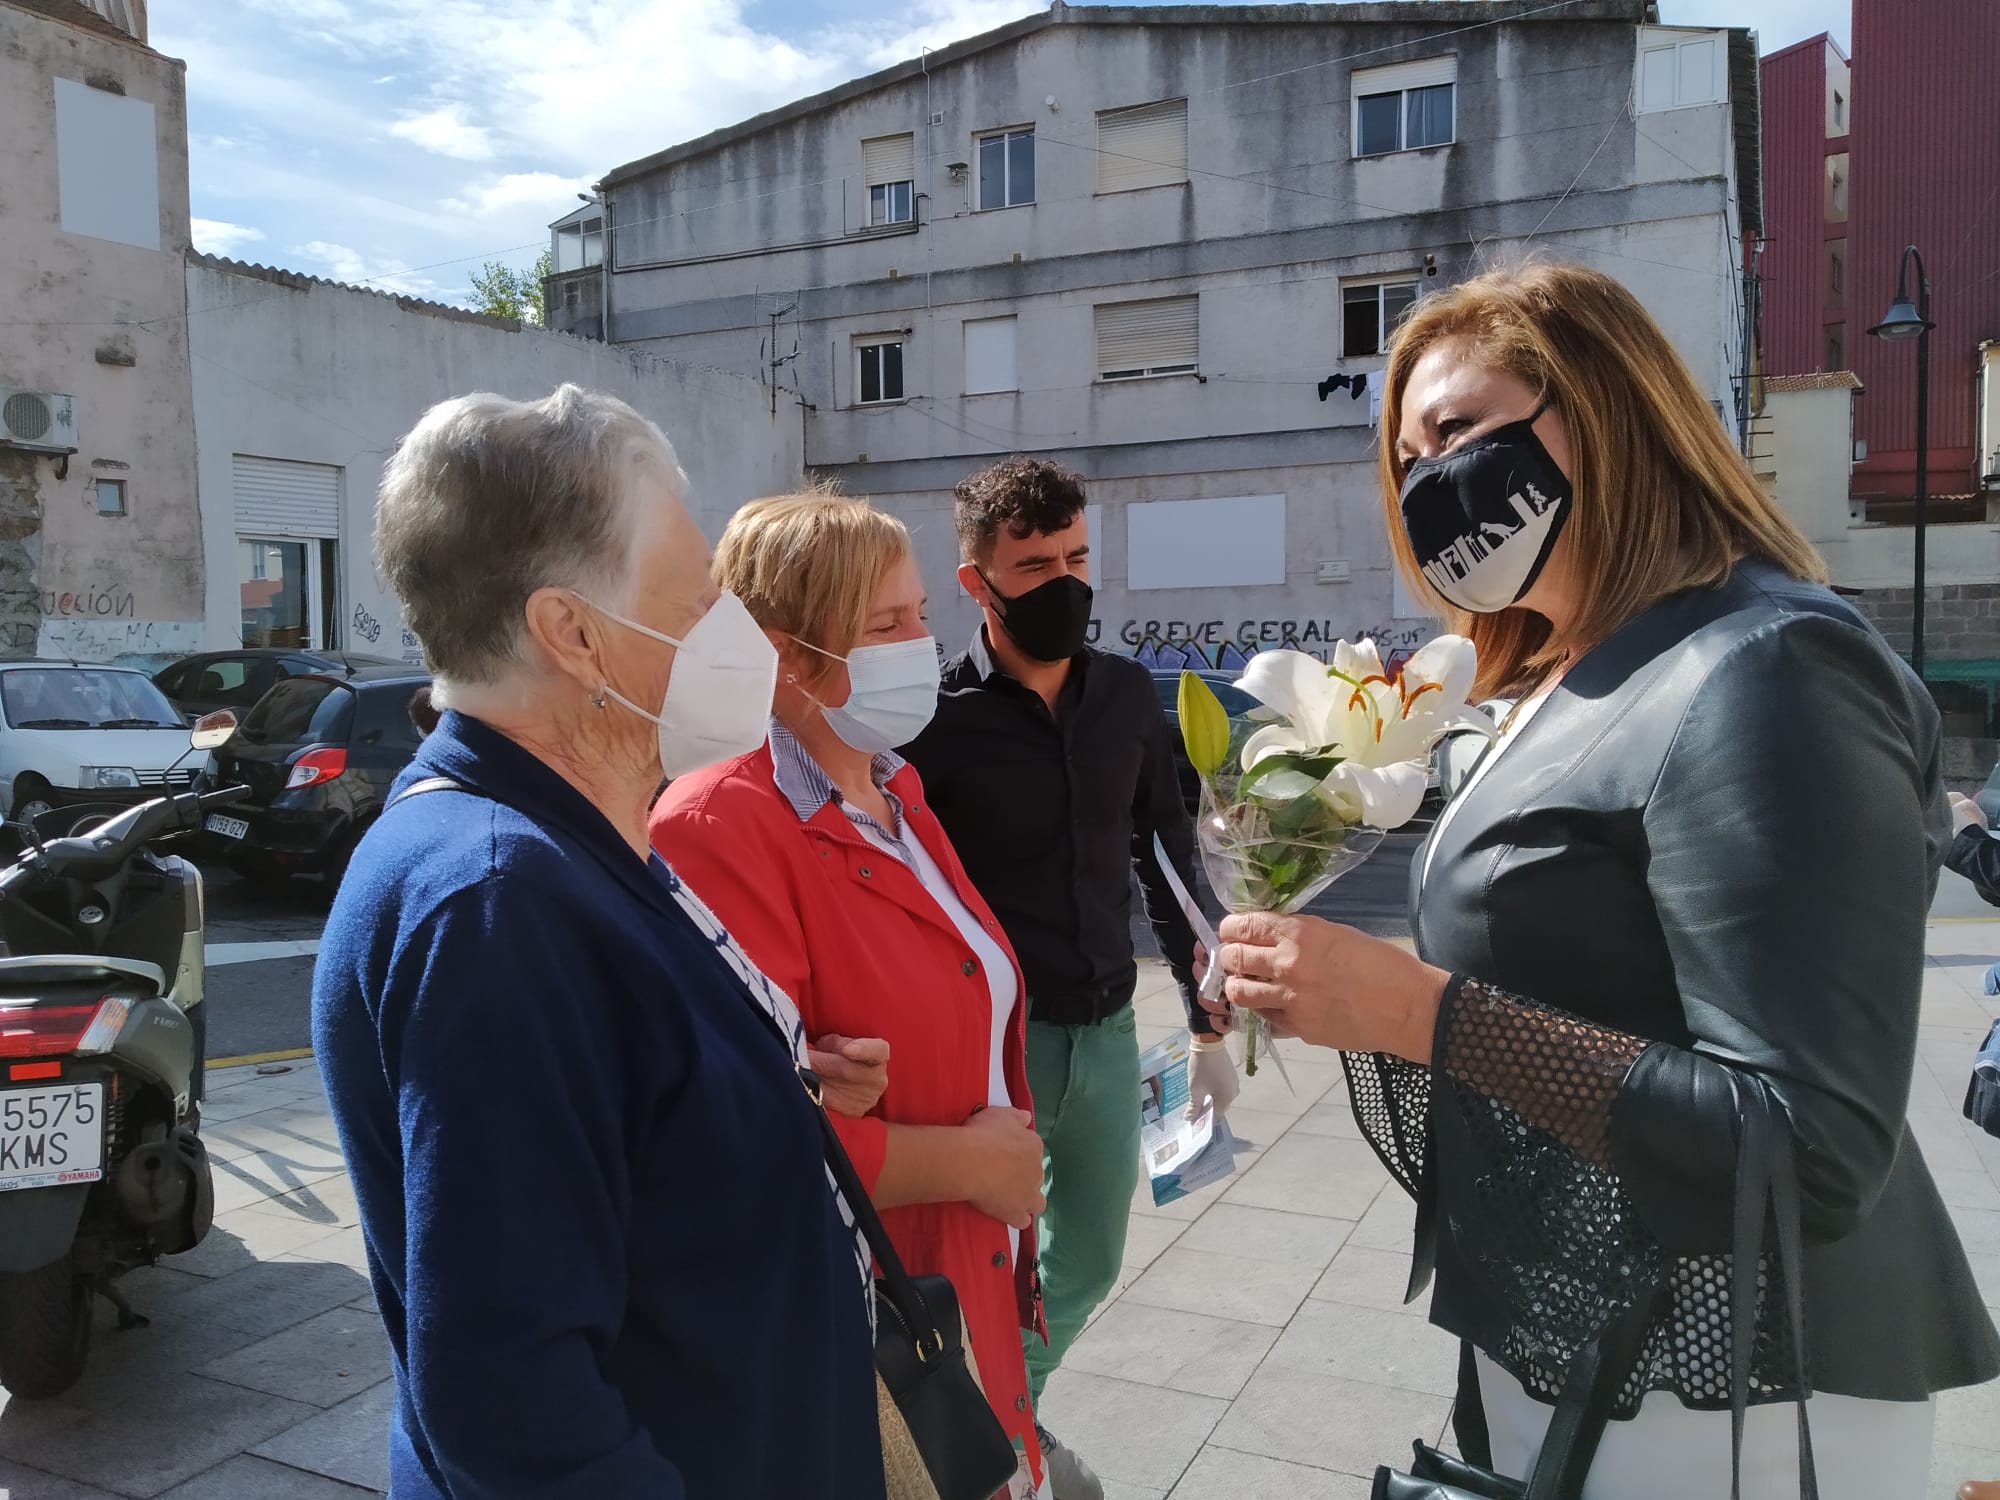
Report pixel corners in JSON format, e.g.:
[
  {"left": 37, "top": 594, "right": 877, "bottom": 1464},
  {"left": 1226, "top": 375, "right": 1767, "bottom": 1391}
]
[{"left": 0, "top": 390, "right": 79, "bottom": 455}]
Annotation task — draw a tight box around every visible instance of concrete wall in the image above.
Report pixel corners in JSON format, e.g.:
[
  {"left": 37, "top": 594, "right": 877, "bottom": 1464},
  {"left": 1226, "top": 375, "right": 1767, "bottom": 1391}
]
[
  {"left": 600, "top": 8, "right": 1747, "bottom": 662},
  {"left": 186, "top": 259, "right": 806, "bottom": 662},
  {"left": 0, "top": 5, "right": 202, "bottom": 664}
]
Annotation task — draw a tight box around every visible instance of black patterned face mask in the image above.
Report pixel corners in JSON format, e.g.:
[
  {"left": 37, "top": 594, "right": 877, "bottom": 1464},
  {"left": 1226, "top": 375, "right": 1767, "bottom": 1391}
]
[{"left": 1398, "top": 405, "right": 1572, "bottom": 613}]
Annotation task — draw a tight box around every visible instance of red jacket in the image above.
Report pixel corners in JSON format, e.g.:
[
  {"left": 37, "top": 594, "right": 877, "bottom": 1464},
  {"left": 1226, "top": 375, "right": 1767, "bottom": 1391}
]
[{"left": 651, "top": 743, "right": 1045, "bottom": 1477}]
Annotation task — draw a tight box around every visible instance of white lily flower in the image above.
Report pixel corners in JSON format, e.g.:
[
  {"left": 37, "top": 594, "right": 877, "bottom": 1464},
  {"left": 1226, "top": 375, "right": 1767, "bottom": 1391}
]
[{"left": 1233, "top": 637, "right": 1496, "bottom": 832}]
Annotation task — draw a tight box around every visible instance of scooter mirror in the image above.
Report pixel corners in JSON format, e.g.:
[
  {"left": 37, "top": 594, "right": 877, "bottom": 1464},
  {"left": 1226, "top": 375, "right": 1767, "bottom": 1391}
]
[{"left": 189, "top": 710, "right": 238, "bottom": 752}]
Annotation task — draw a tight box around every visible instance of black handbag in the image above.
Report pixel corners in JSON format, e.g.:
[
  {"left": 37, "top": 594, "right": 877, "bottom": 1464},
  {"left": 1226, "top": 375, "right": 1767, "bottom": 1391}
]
[
  {"left": 803, "top": 1070, "right": 1022, "bottom": 1500},
  {"left": 1372, "top": 1087, "right": 1818, "bottom": 1500},
  {"left": 1964, "top": 1019, "right": 2000, "bottom": 1140}
]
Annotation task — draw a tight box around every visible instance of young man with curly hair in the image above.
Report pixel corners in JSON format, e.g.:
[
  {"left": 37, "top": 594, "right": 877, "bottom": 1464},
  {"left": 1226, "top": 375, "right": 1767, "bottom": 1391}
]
[{"left": 903, "top": 457, "right": 1233, "bottom": 1500}]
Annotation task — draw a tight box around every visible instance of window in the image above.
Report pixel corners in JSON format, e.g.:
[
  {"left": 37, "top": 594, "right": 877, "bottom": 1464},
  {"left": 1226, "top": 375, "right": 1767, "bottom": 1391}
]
[
  {"left": 1828, "top": 239, "right": 1847, "bottom": 304},
  {"left": 54, "top": 79, "right": 160, "bottom": 250},
  {"left": 862, "top": 134, "right": 916, "bottom": 226},
  {"left": 239, "top": 679, "right": 355, "bottom": 747},
  {"left": 1826, "top": 154, "right": 1849, "bottom": 222},
  {"left": 1342, "top": 279, "right": 1419, "bottom": 357},
  {"left": 964, "top": 316, "right": 1018, "bottom": 394},
  {"left": 1636, "top": 28, "right": 1726, "bottom": 113},
  {"left": 978, "top": 128, "right": 1034, "bottom": 210},
  {"left": 187, "top": 658, "right": 259, "bottom": 708},
  {"left": 1351, "top": 57, "right": 1456, "bottom": 156},
  {"left": 1097, "top": 99, "right": 1188, "bottom": 193},
  {"left": 856, "top": 338, "right": 905, "bottom": 404},
  {"left": 93, "top": 478, "right": 126, "bottom": 516},
  {"left": 1095, "top": 297, "right": 1197, "bottom": 380},
  {"left": 1832, "top": 89, "right": 1846, "bottom": 130},
  {"left": 0, "top": 668, "right": 180, "bottom": 730},
  {"left": 1825, "top": 324, "right": 1845, "bottom": 371},
  {"left": 554, "top": 216, "right": 604, "bottom": 273}
]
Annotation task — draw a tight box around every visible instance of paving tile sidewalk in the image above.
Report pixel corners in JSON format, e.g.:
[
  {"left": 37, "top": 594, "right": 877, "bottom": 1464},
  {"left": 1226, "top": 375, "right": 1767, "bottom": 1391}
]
[{"left": 4, "top": 928, "right": 1998, "bottom": 1498}]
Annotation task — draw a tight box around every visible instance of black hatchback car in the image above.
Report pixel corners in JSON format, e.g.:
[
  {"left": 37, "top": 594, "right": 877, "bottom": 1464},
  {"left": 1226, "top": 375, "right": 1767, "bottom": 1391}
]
[
  {"left": 153, "top": 648, "right": 400, "bottom": 721},
  {"left": 200, "top": 666, "right": 432, "bottom": 886}
]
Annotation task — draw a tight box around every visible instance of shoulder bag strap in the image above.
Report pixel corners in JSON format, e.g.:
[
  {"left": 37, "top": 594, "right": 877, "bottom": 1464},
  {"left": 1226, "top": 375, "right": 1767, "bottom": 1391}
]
[
  {"left": 1729, "top": 1087, "right": 1820, "bottom": 1500},
  {"left": 1523, "top": 1290, "right": 1659, "bottom": 1500},
  {"left": 387, "top": 776, "right": 465, "bottom": 808},
  {"left": 800, "top": 1068, "right": 947, "bottom": 1357}
]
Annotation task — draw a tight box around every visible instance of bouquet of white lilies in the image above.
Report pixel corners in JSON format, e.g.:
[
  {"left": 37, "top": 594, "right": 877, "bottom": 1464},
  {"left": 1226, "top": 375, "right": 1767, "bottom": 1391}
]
[{"left": 1177, "top": 636, "right": 1494, "bottom": 1072}]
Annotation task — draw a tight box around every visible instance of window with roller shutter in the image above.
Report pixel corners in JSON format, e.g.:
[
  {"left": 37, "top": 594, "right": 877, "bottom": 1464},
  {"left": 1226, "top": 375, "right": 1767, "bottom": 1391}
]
[
  {"left": 232, "top": 456, "right": 341, "bottom": 538},
  {"left": 862, "top": 133, "right": 916, "bottom": 226},
  {"left": 1351, "top": 55, "right": 1457, "bottom": 156},
  {"left": 1096, "top": 99, "right": 1188, "bottom": 194},
  {"left": 1095, "top": 297, "right": 1198, "bottom": 381}
]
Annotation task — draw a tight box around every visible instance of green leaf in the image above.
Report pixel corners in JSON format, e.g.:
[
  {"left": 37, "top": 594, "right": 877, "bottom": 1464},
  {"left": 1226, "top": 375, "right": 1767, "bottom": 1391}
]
[
  {"left": 1177, "top": 671, "right": 1231, "bottom": 779},
  {"left": 1238, "top": 752, "right": 1340, "bottom": 802}
]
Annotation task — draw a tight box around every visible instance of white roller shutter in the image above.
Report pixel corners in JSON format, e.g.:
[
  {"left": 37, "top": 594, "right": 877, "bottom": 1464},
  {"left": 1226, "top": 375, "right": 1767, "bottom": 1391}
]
[
  {"left": 862, "top": 133, "right": 916, "bottom": 187},
  {"left": 233, "top": 455, "right": 340, "bottom": 538},
  {"left": 1095, "top": 297, "right": 1198, "bottom": 378},
  {"left": 1097, "top": 99, "right": 1188, "bottom": 194},
  {"left": 1352, "top": 55, "right": 1458, "bottom": 96}
]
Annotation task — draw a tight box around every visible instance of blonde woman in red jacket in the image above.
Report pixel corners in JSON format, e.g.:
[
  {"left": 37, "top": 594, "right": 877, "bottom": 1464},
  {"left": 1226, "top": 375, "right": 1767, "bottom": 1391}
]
[{"left": 651, "top": 493, "right": 1051, "bottom": 1499}]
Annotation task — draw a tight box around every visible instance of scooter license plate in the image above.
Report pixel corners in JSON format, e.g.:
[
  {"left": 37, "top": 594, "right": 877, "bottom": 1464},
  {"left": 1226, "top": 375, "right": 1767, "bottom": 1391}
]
[
  {"left": 206, "top": 814, "right": 249, "bottom": 840},
  {"left": 0, "top": 1083, "right": 104, "bottom": 1193}
]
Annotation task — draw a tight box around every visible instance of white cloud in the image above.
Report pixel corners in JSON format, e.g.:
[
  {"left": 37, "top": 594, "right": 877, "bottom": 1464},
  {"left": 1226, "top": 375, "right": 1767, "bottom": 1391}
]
[
  {"left": 389, "top": 105, "right": 496, "bottom": 161},
  {"left": 292, "top": 241, "right": 441, "bottom": 298},
  {"left": 443, "top": 170, "right": 589, "bottom": 222},
  {"left": 192, "top": 218, "right": 266, "bottom": 256}
]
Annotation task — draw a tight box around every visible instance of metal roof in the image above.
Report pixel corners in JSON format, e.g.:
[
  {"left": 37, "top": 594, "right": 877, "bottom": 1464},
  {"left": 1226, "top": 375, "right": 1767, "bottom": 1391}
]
[{"left": 1762, "top": 372, "right": 1863, "bottom": 392}]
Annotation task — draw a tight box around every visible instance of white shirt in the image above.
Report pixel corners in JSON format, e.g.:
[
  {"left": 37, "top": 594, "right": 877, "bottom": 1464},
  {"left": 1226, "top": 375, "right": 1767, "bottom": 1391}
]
[{"left": 854, "top": 818, "right": 1024, "bottom": 1266}]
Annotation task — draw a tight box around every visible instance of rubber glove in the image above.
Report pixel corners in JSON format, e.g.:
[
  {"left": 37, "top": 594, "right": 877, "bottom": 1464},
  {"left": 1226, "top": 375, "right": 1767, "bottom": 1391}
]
[{"left": 1186, "top": 1034, "right": 1241, "bottom": 1120}]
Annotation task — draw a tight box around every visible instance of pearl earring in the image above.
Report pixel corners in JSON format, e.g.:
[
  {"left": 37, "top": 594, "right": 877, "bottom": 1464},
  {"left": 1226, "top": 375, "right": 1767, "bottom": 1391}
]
[{"left": 591, "top": 686, "right": 608, "bottom": 710}]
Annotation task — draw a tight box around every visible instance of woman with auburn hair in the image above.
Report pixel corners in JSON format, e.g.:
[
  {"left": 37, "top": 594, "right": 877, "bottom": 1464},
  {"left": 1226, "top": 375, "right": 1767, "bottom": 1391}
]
[
  {"left": 651, "top": 493, "right": 1052, "bottom": 1498},
  {"left": 1211, "top": 263, "right": 1999, "bottom": 1496}
]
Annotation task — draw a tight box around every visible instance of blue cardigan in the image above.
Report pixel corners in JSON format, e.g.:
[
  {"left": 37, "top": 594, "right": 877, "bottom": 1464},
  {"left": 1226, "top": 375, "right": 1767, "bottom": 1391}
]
[{"left": 312, "top": 712, "right": 884, "bottom": 1499}]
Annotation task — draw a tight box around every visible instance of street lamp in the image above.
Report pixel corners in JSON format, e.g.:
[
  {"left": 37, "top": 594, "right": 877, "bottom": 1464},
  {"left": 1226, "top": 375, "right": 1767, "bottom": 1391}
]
[{"left": 1868, "top": 244, "right": 1935, "bottom": 678}]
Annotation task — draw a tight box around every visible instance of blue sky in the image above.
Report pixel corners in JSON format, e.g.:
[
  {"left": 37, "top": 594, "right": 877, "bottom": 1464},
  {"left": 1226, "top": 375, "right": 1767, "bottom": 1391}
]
[{"left": 155, "top": 0, "right": 1850, "bottom": 309}]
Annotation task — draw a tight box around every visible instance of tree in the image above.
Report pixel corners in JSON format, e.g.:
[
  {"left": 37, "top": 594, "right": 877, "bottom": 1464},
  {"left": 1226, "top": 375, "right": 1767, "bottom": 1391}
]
[{"left": 469, "top": 250, "right": 552, "bottom": 325}]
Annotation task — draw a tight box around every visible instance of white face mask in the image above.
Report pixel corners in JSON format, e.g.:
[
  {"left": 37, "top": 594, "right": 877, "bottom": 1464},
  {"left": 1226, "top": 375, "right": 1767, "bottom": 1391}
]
[
  {"left": 577, "top": 590, "right": 777, "bottom": 778},
  {"left": 793, "top": 634, "right": 941, "bottom": 755}
]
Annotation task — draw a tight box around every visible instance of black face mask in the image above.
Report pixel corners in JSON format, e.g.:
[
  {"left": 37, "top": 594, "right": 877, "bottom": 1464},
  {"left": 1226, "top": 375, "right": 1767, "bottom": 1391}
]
[
  {"left": 981, "top": 572, "right": 1094, "bottom": 663},
  {"left": 1398, "top": 405, "right": 1572, "bottom": 614}
]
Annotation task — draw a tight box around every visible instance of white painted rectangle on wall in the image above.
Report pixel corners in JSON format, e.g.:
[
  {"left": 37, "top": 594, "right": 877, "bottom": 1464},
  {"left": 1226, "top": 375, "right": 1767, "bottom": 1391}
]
[
  {"left": 1127, "top": 495, "right": 1285, "bottom": 591},
  {"left": 964, "top": 317, "right": 1019, "bottom": 394},
  {"left": 54, "top": 79, "right": 160, "bottom": 251}
]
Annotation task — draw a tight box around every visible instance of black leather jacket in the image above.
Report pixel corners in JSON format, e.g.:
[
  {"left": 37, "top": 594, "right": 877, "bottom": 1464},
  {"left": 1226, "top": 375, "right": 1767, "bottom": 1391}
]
[{"left": 1362, "top": 560, "right": 2000, "bottom": 1413}]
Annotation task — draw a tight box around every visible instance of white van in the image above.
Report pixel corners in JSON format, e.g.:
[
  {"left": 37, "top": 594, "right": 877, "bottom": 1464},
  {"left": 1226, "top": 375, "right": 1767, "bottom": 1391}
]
[{"left": 0, "top": 662, "right": 198, "bottom": 828}]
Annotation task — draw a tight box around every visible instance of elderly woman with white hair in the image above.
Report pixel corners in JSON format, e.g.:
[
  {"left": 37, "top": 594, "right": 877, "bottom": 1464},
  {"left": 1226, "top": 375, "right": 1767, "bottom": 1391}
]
[{"left": 311, "top": 386, "right": 886, "bottom": 1499}]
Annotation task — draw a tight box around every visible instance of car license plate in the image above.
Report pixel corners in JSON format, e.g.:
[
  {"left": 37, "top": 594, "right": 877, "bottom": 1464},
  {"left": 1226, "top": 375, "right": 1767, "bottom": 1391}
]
[
  {"left": 206, "top": 814, "right": 249, "bottom": 840},
  {"left": 0, "top": 1083, "right": 103, "bottom": 1192}
]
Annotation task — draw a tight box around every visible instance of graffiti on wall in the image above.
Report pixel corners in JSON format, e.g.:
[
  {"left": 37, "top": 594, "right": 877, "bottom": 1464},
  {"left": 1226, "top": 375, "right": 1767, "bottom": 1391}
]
[
  {"left": 351, "top": 603, "right": 384, "bottom": 644},
  {"left": 37, "top": 617, "right": 202, "bottom": 669},
  {"left": 400, "top": 628, "right": 423, "bottom": 665},
  {"left": 1109, "top": 618, "right": 1431, "bottom": 675},
  {"left": 41, "top": 584, "right": 136, "bottom": 620}
]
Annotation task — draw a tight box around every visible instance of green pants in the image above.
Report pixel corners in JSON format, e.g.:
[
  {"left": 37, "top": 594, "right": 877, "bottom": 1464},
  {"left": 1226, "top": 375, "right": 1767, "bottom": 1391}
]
[{"left": 1021, "top": 1004, "right": 1141, "bottom": 1403}]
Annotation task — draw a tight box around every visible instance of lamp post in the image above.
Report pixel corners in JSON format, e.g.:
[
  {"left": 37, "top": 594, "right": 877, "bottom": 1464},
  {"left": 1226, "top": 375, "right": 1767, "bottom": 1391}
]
[{"left": 1868, "top": 244, "right": 1935, "bottom": 679}]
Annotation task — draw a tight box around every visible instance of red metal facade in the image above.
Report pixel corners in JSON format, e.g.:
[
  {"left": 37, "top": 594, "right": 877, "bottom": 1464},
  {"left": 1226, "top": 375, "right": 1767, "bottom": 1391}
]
[
  {"left": 1757, "top": 36, "right": 1837, "bottom": 379},
  {"left": 1848, "top": 0, "right": 2000, "bottom": 499}
]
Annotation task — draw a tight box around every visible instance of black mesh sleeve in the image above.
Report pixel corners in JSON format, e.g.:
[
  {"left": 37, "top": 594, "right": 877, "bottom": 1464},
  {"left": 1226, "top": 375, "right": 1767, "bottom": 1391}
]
[{"left": 1343, "top": 976, "right": 1804, "bottom": 1416}]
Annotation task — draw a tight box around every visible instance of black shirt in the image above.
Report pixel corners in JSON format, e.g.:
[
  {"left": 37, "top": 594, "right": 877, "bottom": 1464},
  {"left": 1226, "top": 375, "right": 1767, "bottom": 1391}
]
[{"left": 903, "top": 628, "right": 1210, "bottom": 1033}]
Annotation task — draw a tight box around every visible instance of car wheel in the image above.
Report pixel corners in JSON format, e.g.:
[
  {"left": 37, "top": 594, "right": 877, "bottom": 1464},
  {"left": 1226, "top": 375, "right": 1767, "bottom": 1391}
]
[{"left": 10, "top": 776, "right": 53, "bottom": 834}]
